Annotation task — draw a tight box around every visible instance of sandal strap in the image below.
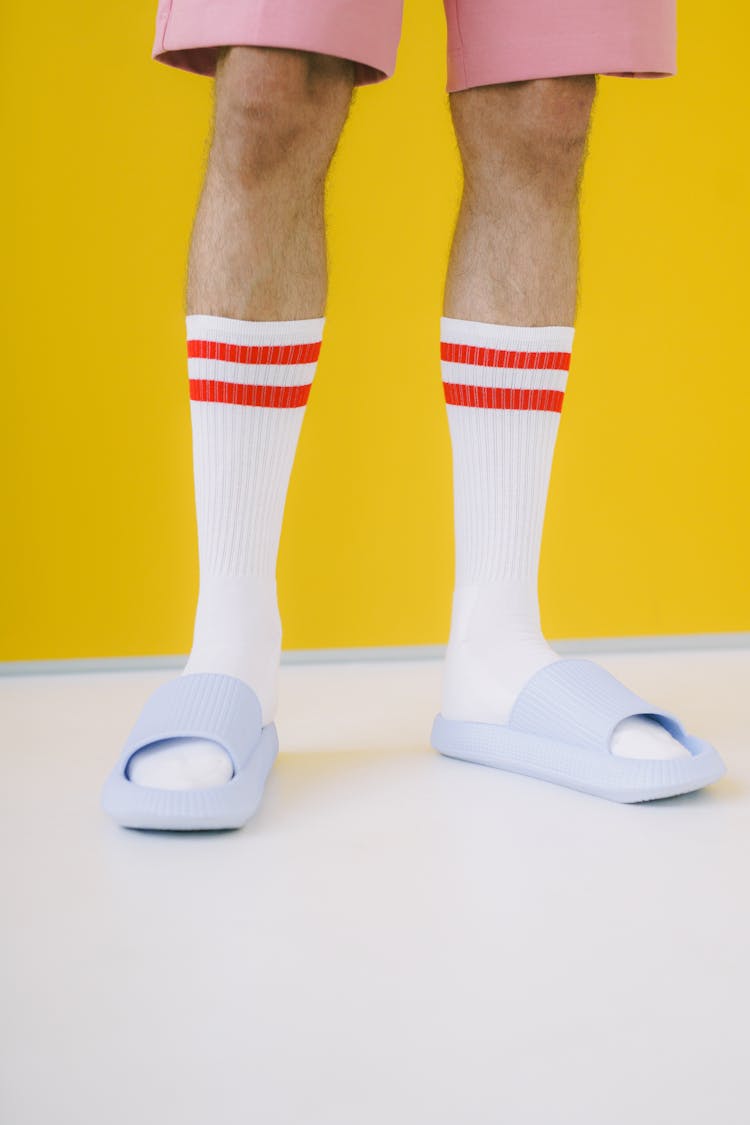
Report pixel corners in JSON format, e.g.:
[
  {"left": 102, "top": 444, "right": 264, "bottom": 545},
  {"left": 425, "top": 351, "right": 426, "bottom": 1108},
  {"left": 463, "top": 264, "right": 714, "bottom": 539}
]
[
  {"left": 508, "top": 658, "right": 686, "bottom": 754},
  {"left": 121, "top": 672, "right": 262, "bottom": 775}
]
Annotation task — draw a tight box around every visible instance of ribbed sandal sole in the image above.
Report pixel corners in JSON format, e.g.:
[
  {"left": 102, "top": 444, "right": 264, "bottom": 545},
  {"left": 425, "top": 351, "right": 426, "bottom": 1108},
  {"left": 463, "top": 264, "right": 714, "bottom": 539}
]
[
  {"left": 431, "top": 714, "right": 725, "bottom": 803},
  {"left": 101, "top": 672, "right": 278, "bottom": 831},
  {"left": 431, "top": 658, "right": 727, "bottom": 804}
]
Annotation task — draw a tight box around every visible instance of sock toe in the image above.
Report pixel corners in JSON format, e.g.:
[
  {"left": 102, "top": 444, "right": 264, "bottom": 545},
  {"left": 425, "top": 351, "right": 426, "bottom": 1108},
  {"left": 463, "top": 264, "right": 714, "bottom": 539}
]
[
  {"left": 126, "top": 738, "right": 234, "bottom": 789},
  {"left": 610, "top": 715, "right": 692, "bottom": 761}
]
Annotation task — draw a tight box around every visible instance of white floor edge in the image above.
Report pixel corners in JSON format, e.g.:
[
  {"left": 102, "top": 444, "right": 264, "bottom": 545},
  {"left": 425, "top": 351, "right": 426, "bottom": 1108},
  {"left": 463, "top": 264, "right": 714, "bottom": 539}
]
[{"left": 1, "top": 632, "right": 749, "bottom": 676}]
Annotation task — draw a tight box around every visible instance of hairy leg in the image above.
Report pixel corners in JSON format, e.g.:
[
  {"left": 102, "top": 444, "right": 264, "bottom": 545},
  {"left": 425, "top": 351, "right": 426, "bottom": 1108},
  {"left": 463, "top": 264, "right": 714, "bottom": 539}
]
[
  {"left": 186, "top": 44, "right": 355, "bottom": 319},
  {"left": 128, "top": 47, "right": 355, "bottom": 790},
  {"left": 440, "top": 76, "right": 687, "bottom": 762},
  {"left": 444, "top": 75, "right": 594, "bottom": 325}
]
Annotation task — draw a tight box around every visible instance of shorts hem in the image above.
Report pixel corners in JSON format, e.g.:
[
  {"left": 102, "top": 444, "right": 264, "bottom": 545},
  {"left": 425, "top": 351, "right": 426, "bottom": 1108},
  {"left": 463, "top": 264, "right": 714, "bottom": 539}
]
[
  {"left": 153, "top": 43, "right": 389, "bottom": 86},
  {"left": 152, "top": 2, "right": 397, "bottom": 86},
  {"left": 446, "top": 37, "right": 677, "bottom": 92}
]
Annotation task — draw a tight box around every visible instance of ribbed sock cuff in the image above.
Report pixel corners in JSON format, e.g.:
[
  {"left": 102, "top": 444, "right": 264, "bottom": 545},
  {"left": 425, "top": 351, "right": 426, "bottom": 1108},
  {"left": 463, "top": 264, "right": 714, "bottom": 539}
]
[
  {"left": 440, "top": 316, "right": 574, "bottom": 355},
  {"left": 186, "top": 313, "right": 325, "bottom": 347}
]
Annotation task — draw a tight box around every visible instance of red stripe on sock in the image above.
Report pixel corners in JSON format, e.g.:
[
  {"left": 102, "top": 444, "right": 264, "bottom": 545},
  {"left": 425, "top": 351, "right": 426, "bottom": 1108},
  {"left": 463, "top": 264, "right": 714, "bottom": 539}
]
[
  {"left": 189, "top": 379, "right": 312, "bottom": 407},
  {"left": 187, "top": 339, "right": 321, "bottom": 365},
  {"left": 441, "top": 342, "right": 570, "bottom": 370},
  {"left": 443, "top": 383, "right": 565, "bottom": 412}
]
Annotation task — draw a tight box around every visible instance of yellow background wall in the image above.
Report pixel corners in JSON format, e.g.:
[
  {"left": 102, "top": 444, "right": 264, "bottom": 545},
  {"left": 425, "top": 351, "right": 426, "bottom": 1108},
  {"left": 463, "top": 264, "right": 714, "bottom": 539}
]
[{"left": 2, "top": 0, "right": 749, "bottom": 661}]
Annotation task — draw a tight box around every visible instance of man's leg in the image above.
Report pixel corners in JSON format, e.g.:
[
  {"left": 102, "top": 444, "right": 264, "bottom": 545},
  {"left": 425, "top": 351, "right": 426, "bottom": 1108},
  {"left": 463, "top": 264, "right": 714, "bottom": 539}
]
[
  {"left": 186, "top": 45, "right": 351, "bottom": 320},
  {"left": 445, "top": 76, "right": 589, "bottom": 327},
  {"left": 440, "top": 76, "right": 687, "bottom": 761},
  {"left": 128, "top": 46, "right": 355, "bottom": 788}
]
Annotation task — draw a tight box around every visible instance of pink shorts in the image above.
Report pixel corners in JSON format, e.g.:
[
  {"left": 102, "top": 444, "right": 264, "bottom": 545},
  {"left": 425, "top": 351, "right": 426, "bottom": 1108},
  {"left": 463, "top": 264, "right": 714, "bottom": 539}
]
[{"left": 152, "top": 1, "right": 677, "bottom": 93}]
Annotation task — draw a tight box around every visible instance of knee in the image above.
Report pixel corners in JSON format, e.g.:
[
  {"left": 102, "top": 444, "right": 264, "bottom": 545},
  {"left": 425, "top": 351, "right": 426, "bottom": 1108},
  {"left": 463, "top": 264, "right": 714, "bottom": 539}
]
[
  {"left": 451, "top": 75, "right": 596, "bottom": 195},
  {"left": 211, "top": 45, "right": 354, "bottom": 184}
]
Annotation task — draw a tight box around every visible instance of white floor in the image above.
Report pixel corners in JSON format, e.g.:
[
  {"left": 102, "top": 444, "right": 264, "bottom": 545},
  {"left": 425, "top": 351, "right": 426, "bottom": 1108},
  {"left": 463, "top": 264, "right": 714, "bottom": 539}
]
[{"left": 1, "top": 648, "right": 749, "bottom": 1125}]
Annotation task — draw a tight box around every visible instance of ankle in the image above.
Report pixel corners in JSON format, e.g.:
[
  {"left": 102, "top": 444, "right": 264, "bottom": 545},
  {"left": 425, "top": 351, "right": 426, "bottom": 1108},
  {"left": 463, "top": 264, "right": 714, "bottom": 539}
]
[
  {"left": 442, "top": 580, "right": 558, "bottom": 723},
  {"left": 185, "top": 572, "right": 282, "bottom": 724},
  {"left": 447, "top": 580, "right": 549, "bottom": 646}
]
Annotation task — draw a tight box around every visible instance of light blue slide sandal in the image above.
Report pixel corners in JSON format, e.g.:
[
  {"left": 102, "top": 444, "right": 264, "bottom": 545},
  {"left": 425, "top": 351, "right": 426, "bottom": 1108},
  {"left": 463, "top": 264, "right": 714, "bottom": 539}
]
[
  {"left": 101, "top": 672, "right": 278, "bottom": 830},
  {"left": 431, "top": 658, "right": 726, "bottom": 803}
]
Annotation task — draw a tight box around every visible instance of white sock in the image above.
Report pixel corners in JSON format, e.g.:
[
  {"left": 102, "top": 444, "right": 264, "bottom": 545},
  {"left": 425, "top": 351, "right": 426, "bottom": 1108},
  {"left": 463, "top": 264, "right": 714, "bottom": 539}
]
[
  {"left": 439, "top": 316, "right": 688, "bottom": 761},
  {"left": 127, "top": 313, "right": 325, "bottom": 789}
]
